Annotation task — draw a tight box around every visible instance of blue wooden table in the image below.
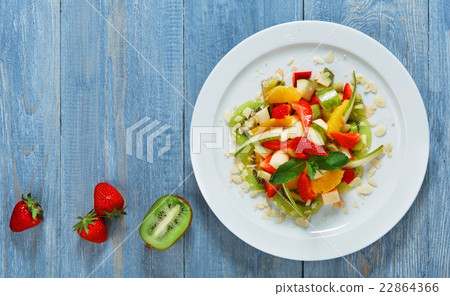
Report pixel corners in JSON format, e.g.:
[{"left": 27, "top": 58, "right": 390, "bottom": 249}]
[{"left": 0, "top": 0, "right": 448, "bottom": 278}]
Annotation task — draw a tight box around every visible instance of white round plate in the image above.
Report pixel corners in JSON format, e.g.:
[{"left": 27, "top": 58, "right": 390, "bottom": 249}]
[{"left": 190, "top": 21, "right": 429, "bottom": 260}]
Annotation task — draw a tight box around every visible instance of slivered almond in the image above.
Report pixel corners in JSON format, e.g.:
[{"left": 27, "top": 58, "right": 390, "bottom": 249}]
[
  {"left": 357, "top": 184, "right": 373, "bottom": 195},
  {"left": 249, "top": 190, "right": 259, "bottom": 198},
  {"left": 365, "top": 104, "right": 376, "bottom": 118},
  {"left": 366, "top": 167, "right": 376, "bottom": 179},
  {"left": 241, "top": 181, "right": 250, "bottom": 192},
  {"left": 368, "top": 178, "right": 378, "bottom": 187},
  {"left": 367, "top": 81, "right": 377, "bottom": 93},
  {"left": 324, "top": 51, "right": 334, "bottom": 63},
  {"left": 333, "top": 200, "right": 346, "bottom": 209},
  {"left": 313, "top": 56, "right": 325, "bottom": 64},
  {"left": 231, "top": 175, "right": 243, "bottom": 184},
  {"left": 371, "top": 158, "right": 382, "bottom": 168},
  {"left": 356, "top": 74, "right": 366, "bottom": 84},
  {"left": 375, "top": 126, "right": 387, "bottom": 137},
  {"left": 224, "top": 109, "right": 233, "bottom": 123},
  {"left": 349, "top": 177, "right": 362, "bottom": 188},
  {"left": 374, "top": 96, "right": 386, "bottom": 107},
  {"left": 286, "top": 57, "right": 294, "bottom": 66},
  {"left": 295, "top": 217, "right": 310, "bottom": 228}
]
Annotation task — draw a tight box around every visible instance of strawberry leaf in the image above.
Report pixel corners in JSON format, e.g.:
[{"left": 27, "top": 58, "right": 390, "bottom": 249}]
[{"left": 269, "top": 159, "right": 306, "bottom": 185}]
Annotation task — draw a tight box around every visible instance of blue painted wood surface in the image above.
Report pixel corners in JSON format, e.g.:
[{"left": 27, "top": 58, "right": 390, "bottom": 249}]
[{"left": 0, "top": 0, "right": 448, "bottom": 277}]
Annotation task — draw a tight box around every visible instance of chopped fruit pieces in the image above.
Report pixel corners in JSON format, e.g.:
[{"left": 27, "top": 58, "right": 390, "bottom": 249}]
[
  {"left": 286, "top": 175, "right": 300, "bottom": 190},
  {"left": 227, "top": 68, "right": 390, "bottom": 227},
  {"left": 260, "top": 153, "right": 276, "bottom": 174},
  {"left": 309, "top": 94, "right": 320, "bottom": 105},
  {"left": 296, "top": 79, "right": 318, "bottom": 101},
  {"left": 331, "top": 132, "right": 360, "bottom": 149},
  {"left": 289, "top": 137, "right": 328, "bottom": 156},
  {"left": 316, "top": 87, "right": 341, "bottom": 110},
  {"left": 322, "top": 189, "right": 341, "bottom": 205},
  {"left": 264, "top": 180, "right": 280, "bottom": 198},
  {"left": 292, "top": 71, "right": 312, "bottom": 87},
  {"left": 269, "top": 150, "right": 290, "bottom": 169},
  {"left": 291, "top": 100, "right": 313, "bottom": 132},
  {"left": 311, "top": 169, "right": 345, "bottom": 193},
  {"left": 341, "top": 170, "right": 356, "bottom": 184},
  {"left": 271, "top": 104, "right": 292, "bottom": 119},
  {"left": 261, "top": 140, "right": 281, "bottom": 150},
  {"left": 297, "top": 173, "right": 317, "bottom": 202},
  {"left": 326, "top": 99, "right": 349, "bottom": 138},
  {"left": 260, "top": 116, "right": 295, "bottom": 128},
  {"left": 342, "top": 83, "right": 352, "bottom": 101},
  {"left": 264, "top": 86, "right": 302, "bottom": 103},
  {"left": 254, "top": 107, "right": 270, "bottom": 124}
]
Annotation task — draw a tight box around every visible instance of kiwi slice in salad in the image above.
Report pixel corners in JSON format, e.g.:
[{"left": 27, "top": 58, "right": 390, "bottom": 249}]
[{"left": 139, "top": 195, "right": 193, "bottom": 250}]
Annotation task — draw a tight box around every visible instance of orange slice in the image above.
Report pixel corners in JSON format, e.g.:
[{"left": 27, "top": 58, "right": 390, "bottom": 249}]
[
  {"left": 310, "top": 169, "right": 344, "bottom": 193},
  {"left": 326, "top": 100, "right": 349, "bottom": 139},
  {"left": 251, "top": 116, "right": 298, "bottom": 135},
  {"left": 251, "top": 126, "right": 268, "bottom": 135},
  {"left": 260, "top": 116, "right": 295, "bottom": 127},
  {"left": 286, "top": 175, "right": 300, "bottom": 190},
  {"left": 264, "top": 86, "right": 302, "bottom": 104}
]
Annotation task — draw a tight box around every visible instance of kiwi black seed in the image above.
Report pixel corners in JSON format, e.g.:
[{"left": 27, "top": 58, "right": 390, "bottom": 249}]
[{"left": 139, "top": 195, "right": 193, "bottom": 250}]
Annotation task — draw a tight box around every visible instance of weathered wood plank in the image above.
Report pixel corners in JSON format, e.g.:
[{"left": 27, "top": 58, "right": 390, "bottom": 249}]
[
  {"left": 61, "top": 0, "right": 184, "bottom": 277},
  {"left": 0, "top": 0, "right": 60, "bottom": 277},
  {"left": 183, "top": 0, "right": 304, "bottom": 277},
  {"left": 303, "top": 0, "right": 430, "bottom": 277},
  {"left": 426, "top": 0, "right": 449, "bottom": 278}
]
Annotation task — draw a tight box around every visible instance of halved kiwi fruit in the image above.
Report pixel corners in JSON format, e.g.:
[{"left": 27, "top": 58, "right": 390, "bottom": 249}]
[{"left": 139, "top": 195, "right": 193, "bottom": 250}]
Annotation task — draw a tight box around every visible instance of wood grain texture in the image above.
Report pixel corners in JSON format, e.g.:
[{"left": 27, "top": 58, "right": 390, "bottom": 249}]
[
  {"left": 0, "top": 0, "right": 60, "bottom": 277},
  {"left": 60, "top": 0, "right": 183, "bottom": 277},
  {"left": 183, "top": 0, "right": 304, "bottom": 277},
  {"left": 426, "top": 0, "right": 449, "bottom": 278},
  {"left": 0, "top": 0, "right": 448, "bottom": 278}
]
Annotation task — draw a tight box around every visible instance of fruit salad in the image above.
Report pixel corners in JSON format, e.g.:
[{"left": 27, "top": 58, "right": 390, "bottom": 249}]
[{"left": 227, "top": 68, "right": 384, "bottom": 226}]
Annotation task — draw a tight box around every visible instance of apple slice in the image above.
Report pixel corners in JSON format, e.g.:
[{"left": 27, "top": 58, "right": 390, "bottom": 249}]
[
  {"left": 234, "top": 128, "right": 283, "bottom": 156},
  {"left": 344, "top": 145, "right": 384, "bottom": 169},
  {"left": 322, "top": 189, "right": 341, "bottom": 205},
  {"left": 296, "top": 79, "right": 318, "bottom": 101},
  {"left": 254, "top": 107, "right": 270, "bottom": 124},
  {"left": 269, "top": 150, "right": 290, "bottom": 169},
  {"left": 316, "top": 87, "right": 341, "bottom": 111}
]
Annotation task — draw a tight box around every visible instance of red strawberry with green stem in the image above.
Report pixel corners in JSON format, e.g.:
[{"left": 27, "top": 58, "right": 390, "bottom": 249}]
[
  {"left": 94, "top": 182, "right": 126, "bottom": 218},
  {"left": 73, "top": 210, "right": 108, "bottom": 244},
  {"left": 9, "top": 193, "right": 44, "bottom": 232}
]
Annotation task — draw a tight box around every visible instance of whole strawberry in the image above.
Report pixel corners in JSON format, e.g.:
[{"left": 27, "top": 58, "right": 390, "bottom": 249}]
[
  {"left": 94, "top": 182, "right": 126, "bottom": 218},
  {"left": 73, "top": 210, "right": 108, "bottom": 243},
  {"left": 10, "top": 193, "right": 44, "bottom": 232}
]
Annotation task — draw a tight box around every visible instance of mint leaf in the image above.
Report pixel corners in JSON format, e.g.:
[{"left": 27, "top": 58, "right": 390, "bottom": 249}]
[
  {"left": 306, "top": 161, "right": 319, "bottom": 179},
  {"left": 269, "top": 159, "right": 306, "bottom": 185},
  {"left": 308, "top": 151, "right": 349, "bottom": 171}
]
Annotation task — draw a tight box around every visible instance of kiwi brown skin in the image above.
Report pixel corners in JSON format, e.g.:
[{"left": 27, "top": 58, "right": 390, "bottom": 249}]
[{"left": 143, "top": 195, "right": 193, "bottom": 251}]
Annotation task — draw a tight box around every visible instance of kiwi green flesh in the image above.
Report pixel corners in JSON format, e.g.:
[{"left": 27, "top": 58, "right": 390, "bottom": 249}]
[{"left": 139, "top": 195, "right": 192, "bottom": 250}]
